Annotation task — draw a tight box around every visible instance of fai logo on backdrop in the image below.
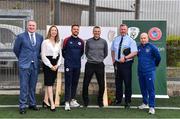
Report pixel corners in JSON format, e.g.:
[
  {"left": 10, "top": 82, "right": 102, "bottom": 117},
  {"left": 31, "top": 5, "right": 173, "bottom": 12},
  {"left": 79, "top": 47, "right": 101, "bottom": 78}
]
[
  {"left": 128, "top": 27, "right": 140, "bottom": 39},
  {"left": 148, "top": 27, "right": 162, "bottom": 41},
  {"left": 107, "top": 30, "right": 116, "bottom": 42}
]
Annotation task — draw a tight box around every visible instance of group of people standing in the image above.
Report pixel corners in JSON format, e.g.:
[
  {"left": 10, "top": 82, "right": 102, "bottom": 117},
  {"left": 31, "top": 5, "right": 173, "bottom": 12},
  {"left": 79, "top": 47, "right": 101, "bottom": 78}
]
[
  {"left": 111, "top": 24, "right": 161, "bottom": 115},
  {"left": 13, "top": 20, "right": 161, "bottom": 115}
]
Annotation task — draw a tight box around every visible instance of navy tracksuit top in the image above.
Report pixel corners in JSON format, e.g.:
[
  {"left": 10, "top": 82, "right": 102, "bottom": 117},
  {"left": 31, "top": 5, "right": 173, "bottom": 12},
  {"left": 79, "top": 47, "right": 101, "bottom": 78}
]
[
  {"left": 62, "top": 36, "right": 84, "bottom": 68},
  {"left": 137, "top": 43, "right": 161, "bottom": 73}
]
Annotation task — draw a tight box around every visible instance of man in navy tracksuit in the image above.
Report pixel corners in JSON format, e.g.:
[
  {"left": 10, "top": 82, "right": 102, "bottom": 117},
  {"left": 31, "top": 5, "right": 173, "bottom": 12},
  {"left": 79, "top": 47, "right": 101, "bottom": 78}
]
[
  {"left": 62, "top": 24, "right": 84, "bottom": 111},
  {"left": 137, "top": 33, "right": 161, "bottom": 115}
]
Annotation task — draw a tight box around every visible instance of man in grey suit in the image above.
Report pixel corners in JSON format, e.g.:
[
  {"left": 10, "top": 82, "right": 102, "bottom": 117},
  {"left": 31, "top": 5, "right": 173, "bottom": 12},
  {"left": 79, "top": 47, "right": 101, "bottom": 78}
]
[{"left": 13, "top": 20, "right": 43, "bottom": 114}]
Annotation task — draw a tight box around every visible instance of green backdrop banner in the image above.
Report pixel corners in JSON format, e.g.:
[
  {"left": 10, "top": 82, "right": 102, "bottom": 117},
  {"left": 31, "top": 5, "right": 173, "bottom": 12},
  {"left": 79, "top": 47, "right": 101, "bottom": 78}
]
[{"left": 123, "top": 20, "right": 167, "bottom": 96}]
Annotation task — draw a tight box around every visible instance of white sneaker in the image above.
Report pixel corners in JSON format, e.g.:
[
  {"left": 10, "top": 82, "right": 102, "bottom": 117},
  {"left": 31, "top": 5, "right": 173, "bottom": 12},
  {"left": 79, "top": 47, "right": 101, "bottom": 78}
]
[
  {"left": 65, "top": 102, "right": 71, "bottom": 111},
  {"left": 70, "top": 99, "right": 80, "bottom": 107},
  {"left": 138, "top": 103, "right": 149, "bottom": 109},
  {"left": 149, "top": 107, "right": 155, "bottom": 114}
]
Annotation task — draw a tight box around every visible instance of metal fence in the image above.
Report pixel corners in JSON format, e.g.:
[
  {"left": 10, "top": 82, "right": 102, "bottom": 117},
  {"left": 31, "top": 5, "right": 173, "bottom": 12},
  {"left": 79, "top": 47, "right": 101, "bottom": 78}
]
[{"left": 0, "top": 0, "right": 179, "bottom": 89}]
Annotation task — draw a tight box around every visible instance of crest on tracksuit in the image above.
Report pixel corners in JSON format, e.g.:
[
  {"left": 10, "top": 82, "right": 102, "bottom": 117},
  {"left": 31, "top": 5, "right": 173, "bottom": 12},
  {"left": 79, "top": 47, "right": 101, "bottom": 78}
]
[{"left": 78, "top": 42, "right": 81, "bottom": 46}]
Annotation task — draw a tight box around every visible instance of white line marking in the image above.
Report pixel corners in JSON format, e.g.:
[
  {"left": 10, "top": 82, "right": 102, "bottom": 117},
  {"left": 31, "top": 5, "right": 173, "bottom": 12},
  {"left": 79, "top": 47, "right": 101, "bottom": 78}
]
[{"left": 0, "top": 105, "right": 180, "bottom": 110}]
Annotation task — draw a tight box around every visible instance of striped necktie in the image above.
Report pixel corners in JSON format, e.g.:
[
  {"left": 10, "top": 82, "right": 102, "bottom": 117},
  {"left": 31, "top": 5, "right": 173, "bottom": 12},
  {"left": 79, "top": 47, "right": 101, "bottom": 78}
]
[{"left": 30, "top": 33, "right": 35, "bottom": 46}]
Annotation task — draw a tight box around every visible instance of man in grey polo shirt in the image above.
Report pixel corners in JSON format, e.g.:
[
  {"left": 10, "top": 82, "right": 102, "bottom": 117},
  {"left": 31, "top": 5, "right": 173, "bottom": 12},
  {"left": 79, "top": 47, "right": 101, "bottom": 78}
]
[{"left": 82, "top": 26, "right": 108, "bottom": 107}]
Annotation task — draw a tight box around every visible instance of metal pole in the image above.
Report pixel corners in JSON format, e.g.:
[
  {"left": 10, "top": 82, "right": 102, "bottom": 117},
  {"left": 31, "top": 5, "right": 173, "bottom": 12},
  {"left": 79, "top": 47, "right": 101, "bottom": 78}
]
[
  {"left": 89, "top": 0, "right": 96, "bottom": 26},
  {"left": 54, "top": 0, "right": 61, "bottom": 25},
  {"left": 49, "top": 0, "right": 54, "bottom": 24},
  {"left": 135, "top": 0, "right": 140, "bottom": 19}
]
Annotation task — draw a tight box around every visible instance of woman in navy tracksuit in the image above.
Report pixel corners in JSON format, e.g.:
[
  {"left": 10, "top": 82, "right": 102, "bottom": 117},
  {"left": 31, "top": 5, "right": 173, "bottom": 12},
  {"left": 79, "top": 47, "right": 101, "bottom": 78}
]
[{"left": 137, "top": 33, "right": 161, "bottom": 114}]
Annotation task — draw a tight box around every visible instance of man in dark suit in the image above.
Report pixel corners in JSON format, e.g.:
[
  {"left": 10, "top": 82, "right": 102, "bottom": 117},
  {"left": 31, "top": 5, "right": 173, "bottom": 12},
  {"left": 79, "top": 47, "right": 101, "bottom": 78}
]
[{"left": 13, "top": 20, "right": 43, "bottom": 114}]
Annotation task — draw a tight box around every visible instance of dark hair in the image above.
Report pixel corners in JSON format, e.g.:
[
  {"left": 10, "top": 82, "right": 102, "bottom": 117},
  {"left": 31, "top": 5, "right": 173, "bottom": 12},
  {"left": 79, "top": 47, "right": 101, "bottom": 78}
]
[
  {"left": 71, "top": 24, "right": 79, "bottom": 29},
  {"left": 93, "top": 26, "right": 101, "bottom": 30},
  {"left": 46, "top": 25, "right": 59, "bottom": 43},
  {"left": 120, "top": 24, "right": 128, "bottom": 28}
]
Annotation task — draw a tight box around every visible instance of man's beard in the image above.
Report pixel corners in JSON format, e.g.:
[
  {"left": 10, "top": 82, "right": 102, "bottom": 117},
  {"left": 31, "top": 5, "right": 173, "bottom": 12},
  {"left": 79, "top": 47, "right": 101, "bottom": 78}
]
[{"left": 73, "top": 33, "right": 78, "bottom": 36}]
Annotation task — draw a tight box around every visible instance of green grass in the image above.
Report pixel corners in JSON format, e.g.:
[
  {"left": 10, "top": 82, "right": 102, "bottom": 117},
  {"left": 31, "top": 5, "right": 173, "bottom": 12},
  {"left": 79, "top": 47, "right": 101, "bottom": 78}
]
[
  {"left": 0, "top": 95, "right": 180, "bottom": 107},
  {"left": 0, "top": 95, "right": 180, "bottom": 118},
  {"left": 0, "top": 107, "right": 180, "bottom": 118}
]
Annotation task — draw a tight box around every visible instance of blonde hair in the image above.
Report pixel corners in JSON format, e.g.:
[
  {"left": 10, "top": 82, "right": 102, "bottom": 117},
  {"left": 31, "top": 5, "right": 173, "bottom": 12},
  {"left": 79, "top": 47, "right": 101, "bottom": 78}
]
[{"left": 46, "top": 25, "right": 60, "bottom": 43}]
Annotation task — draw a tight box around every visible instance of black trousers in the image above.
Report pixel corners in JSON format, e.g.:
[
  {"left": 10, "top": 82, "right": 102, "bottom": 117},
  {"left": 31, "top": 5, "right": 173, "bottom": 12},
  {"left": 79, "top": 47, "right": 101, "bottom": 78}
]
[
  {"left": 82, "top": 62, "right": 105, "bottom": 106},
  {"left": 64, "top": 67, "right": 80, "bottom": 102},
  {"left": 115, "top": 61, "right": 133, "bottom": 104}
]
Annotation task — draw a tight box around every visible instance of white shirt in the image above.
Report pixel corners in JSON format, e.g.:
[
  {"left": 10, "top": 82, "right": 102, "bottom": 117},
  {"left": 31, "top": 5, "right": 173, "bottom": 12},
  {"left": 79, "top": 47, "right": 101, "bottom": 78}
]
[
  {"left": 111, "top": 35, "right": 137, "bottom": 61},
  {"left": 28, "top": 32, "right": 36, "bottom": 45},
  {"left": 41, "top": 39, "right": 62, "bottom": 68}
]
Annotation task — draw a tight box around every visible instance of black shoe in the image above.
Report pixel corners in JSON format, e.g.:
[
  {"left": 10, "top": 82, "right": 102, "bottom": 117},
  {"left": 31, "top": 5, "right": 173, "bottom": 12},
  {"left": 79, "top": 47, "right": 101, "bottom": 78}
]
[
  {"left": 29, "top": 106, "right": 40, "bottom": 111},
  {"left": 99, "top": 104, "right": 104, "bottom": 108},
  {"left": 83, "top": 99, "right": 89, "bottom": 107},
  {"left": 124, "top": 103, "right": 130, "bottom": 109},
  {"left": 98, "top": 102, "right": 104, "bottom": 108},
  {"left": 42, "top": 101, "right": 50, "bottom": 108},
  {"left": 83, "top": 104, "right": 88, "bottom": 108},
  {"left": 113, "top": 100, "right": 121, "bottom": 106},
  {"left": 83, "top": 101, "right": 88, "bottom": 108},
  {"left": 19, "top": 108, "right": 26, "bottom": 114},
  {"left": 50, "top": 108, "right": 56, "bottom": 112}
]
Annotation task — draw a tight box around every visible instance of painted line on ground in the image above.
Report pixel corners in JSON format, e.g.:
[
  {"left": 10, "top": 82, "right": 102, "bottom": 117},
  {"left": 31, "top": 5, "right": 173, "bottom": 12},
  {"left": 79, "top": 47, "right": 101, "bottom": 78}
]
[{"left": 0, "top": 105, "right": 180, "bottom": 110}]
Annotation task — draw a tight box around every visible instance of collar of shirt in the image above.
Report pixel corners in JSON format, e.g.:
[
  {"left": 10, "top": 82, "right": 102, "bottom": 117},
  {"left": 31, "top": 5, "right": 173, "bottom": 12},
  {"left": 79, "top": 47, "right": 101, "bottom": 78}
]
[
  {"left": 93, "top": 37, "right": 100, "bottom": 40},
  {"left": 71, "top": 35, "right": 78, "bottom": 38},
  {"left": 28, "top": 32, "right": 35, "bottom": 39},
  {"left": 120, "top": 34, "right": 127, "bottom": 39},
  {"left": 28, "top": 32, "right": 36, "bottom": 45},
  {"left": 141, "top": 42, "right": 150, "bottom": 47}
]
